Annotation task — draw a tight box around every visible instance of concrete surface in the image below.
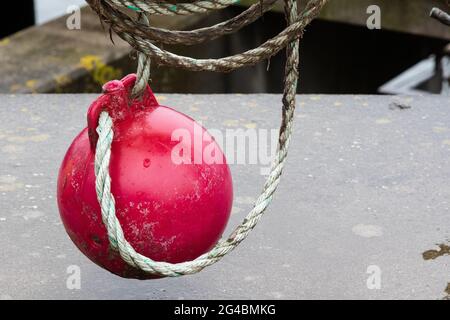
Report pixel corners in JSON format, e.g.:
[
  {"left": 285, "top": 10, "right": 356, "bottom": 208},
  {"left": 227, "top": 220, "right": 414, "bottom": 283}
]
[{"left": 0, "top": 94, "right": 449, "bottom": 300}]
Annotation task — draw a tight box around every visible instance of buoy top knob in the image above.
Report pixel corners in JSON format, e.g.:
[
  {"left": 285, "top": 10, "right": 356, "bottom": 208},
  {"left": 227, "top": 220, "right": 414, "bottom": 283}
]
[{"left": 87, "top": 74, "right": 159, "bottom": 149}]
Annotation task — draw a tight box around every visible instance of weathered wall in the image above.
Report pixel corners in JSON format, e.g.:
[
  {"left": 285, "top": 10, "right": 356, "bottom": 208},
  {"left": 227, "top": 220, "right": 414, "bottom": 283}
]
[{"left": 241, "top": 0, "right": 450, "bottom": 40}]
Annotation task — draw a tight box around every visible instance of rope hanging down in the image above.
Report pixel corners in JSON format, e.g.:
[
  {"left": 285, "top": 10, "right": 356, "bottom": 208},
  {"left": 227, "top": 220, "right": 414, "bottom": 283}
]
[{"left": 89, "top": 0, "right": 328, "bottom": 277}]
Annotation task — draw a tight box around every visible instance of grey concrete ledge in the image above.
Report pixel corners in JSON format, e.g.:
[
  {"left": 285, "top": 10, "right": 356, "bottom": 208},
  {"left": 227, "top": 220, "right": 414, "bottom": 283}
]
[{"left": 0, "top": 94, "right": 449, "bottom": 299}]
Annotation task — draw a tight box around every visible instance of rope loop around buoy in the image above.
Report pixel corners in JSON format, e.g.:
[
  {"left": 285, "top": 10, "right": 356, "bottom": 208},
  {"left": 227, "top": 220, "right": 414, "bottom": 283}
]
[
  {"left": 87, "top": 0, "right": 327, "bottom": 73},
  {"left": 131, "top": 12, "right": 152, "bottom": 98},
  {"left": 91, "top": 0, "right": 328, "bottom": 277}
]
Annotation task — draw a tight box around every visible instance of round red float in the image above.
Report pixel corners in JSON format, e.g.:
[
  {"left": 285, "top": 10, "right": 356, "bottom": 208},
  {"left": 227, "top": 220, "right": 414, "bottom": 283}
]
[{"left": 57, "top": 75, "right": 233, "bottom": 279}]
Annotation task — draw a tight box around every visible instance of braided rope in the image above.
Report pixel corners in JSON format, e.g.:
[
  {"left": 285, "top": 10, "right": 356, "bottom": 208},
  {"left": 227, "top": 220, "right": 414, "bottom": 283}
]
[
  {"left": 93, "top": 0, "right": 279, "bottom": 46},
  {"left": 107, "top": 0, "right": 237, "bottom": 15},
  {"left": 90, "top": 0, "right": 326, "bottom": 276}
]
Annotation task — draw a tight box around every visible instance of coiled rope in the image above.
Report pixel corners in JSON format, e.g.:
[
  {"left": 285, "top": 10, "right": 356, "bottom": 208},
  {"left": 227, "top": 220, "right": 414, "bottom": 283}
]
[
  {"left": 88, "top": 0, "right": 328, "bottom": 277},
  {"left": 108, "top": 0, "right": 238, "bottom": 16}
]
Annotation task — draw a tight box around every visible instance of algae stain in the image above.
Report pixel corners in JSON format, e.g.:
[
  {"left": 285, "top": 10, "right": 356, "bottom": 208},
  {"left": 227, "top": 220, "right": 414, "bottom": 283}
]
[
  {"left": 0, "top": 38, "right": 10, "bottom": 46},
  {"left": 25, "top": 79, "right": 39, "bottom": 93},
  {"left": 54, "top": 74, "right": 71, "bottom": 93},
  {"left": 443, "top": 283, "right": 450, "bottom": 300},
  {"left": 432, "top": 126, "right": 449, "bottom": 134},
  {"left": 244, "top": 122, "right": 257, "bottom": 129},
  {"left": 79, "top": 55, "right": 122, "bottom": 86},
  {"left": 422, "top": 243, "right": 450, "bottom": 261},
  {"left": 80, "top": 55, "right": 101, "bottom": 72},
  {"left": 423, "top": 243, "right": 450, "bottom": 299},
  {"left": 375, "top": 118, "right": 392, "bottom": 125},
  {"left": 223, "top": 119, "right": 240, "bottom": 127}
]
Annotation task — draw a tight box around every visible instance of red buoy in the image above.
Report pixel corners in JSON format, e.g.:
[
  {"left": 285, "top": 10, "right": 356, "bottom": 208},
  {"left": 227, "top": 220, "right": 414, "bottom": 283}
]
[{"left": 57, "top": 75, "right": 233, "bottom": 279}]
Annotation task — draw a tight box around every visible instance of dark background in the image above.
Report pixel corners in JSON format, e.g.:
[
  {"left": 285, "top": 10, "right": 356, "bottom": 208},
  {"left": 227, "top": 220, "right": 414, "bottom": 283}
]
[{"left": 0, "top": 1, "right": 35, "bottom": 38}]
